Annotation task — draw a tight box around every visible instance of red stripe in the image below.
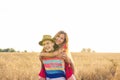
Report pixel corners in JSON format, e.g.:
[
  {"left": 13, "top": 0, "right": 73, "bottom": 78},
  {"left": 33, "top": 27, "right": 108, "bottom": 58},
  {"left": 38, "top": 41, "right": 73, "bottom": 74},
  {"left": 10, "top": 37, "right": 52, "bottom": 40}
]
[{"left": 44, "top": 63, "right": 63, "bottom": 68}]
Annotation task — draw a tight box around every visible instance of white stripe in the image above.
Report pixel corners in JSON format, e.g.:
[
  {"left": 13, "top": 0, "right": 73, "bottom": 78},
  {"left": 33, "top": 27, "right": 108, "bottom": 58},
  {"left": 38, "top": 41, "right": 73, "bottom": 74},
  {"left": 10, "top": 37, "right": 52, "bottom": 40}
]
[{"left": 46, "top": 77, "right": 66, "bottom": 80}]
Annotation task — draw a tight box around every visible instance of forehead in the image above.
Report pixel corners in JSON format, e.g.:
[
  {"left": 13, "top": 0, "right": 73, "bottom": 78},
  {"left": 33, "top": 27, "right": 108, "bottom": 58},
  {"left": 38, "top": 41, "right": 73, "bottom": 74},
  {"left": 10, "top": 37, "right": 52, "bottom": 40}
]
[
  {"left": 42, "top": 40, "right": 53, "bottom": 44},
  {"left": 58, "top": 33, "right": 65, "bottom": 37}
]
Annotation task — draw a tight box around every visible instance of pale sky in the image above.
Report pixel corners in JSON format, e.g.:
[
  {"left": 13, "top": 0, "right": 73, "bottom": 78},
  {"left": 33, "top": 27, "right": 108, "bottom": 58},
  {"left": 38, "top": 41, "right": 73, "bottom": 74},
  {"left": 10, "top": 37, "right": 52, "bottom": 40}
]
[{"left": 0, "top": 0, "right": 120, "bottom": 52}]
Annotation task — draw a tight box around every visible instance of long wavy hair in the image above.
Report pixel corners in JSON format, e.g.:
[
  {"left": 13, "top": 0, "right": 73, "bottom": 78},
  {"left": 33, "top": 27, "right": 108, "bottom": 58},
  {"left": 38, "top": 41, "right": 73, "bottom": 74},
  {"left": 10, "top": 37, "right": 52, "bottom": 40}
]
[
  {"left": 53, "top": 31, "right": 68, "bottom": 50},
  {"left": 53, "top": 30, "right": 74, "bottom": 63}
]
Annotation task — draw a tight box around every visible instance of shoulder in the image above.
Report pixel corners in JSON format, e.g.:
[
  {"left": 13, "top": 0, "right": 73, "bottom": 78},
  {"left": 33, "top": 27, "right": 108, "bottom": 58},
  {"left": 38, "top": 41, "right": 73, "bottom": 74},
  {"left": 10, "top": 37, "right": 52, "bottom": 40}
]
[{"left": 62, "top": 44, "right": 67, "bottom": 49}]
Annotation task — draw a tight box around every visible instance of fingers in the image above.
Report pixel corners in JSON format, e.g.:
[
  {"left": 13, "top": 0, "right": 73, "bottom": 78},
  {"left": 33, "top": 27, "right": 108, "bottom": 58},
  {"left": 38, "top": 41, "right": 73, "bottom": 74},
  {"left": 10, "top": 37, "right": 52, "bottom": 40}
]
[
  {"left": 57, "top": 54, "right": 67, "bottom": 60},
  {"left": 62, "top": 54, "right": 67, "bottom": 60}
]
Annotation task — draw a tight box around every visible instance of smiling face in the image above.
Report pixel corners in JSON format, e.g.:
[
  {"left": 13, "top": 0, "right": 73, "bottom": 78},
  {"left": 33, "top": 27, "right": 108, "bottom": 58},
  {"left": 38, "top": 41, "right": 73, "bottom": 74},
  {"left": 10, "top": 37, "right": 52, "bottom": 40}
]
[
  {"left": 55, "top": 33, "right": 65, "bottom": 45},
  {"left": 42, "top": 40, "right": 54, "bottom": 52}
]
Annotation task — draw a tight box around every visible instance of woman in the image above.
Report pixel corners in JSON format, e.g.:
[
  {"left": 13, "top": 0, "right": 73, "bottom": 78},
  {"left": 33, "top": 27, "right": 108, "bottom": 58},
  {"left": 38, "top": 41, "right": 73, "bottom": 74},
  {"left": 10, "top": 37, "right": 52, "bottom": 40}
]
[{"left": 39, "top": 31, "right": 76, "bottom": 80}]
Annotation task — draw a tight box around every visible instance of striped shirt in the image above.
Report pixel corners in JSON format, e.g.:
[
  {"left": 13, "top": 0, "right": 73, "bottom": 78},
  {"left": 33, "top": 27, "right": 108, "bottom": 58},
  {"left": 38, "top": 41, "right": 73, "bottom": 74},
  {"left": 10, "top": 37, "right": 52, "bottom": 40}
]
[{"left": 43, "top": 57, "right": 66, "bottom": 80}]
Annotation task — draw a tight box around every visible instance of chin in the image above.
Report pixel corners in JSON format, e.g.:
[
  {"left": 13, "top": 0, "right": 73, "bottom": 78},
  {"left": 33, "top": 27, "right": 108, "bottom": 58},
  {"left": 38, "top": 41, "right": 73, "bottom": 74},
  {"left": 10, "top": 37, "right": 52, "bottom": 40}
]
[
  {"left": 46, "top": 50, "right": 50, "bottom": 52},
  {"left": 56, "top": 42, "right": 60, "bottom": 45}
]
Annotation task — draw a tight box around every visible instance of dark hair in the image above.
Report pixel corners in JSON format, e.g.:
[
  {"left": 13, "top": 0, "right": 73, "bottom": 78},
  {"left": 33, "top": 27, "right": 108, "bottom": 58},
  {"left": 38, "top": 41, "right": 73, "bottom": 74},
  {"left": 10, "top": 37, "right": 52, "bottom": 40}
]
[{"left": 53, "top": 43, "right": 59, "bottom": 51}]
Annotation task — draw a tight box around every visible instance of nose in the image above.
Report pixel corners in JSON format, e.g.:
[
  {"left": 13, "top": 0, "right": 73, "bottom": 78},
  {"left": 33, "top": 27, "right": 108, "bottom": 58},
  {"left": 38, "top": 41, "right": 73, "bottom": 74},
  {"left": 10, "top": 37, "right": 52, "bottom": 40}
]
[{"left": 57, "top": 37, "right": 61, "bottom": 41}]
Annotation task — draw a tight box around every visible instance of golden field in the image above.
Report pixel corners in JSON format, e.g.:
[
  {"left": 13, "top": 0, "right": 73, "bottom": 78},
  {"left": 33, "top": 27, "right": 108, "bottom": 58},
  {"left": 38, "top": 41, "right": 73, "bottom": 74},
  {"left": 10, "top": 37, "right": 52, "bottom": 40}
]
[{"left": 0, "top": 52, "right": 120, "bottom": 80}]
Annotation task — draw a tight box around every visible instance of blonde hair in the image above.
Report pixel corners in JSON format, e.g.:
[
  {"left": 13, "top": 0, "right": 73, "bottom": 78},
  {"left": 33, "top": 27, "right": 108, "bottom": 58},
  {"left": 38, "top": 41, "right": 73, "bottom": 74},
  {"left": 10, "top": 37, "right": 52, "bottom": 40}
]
[{"left": 53, "top": 30, "right": 74, "bottom": 63}]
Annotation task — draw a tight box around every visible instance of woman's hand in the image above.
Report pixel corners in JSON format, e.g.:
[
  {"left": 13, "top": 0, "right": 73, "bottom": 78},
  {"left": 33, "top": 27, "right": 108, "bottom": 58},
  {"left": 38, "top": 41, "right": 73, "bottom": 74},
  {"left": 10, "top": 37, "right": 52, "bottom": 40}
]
[
  {"left": 40, "top": 52, "right": 59, "bottom": 58},
  {"left": 63, "top": 54, "right": 70, "bottom": 63},
  {"left": 57, "top": 53, "right": 70, "bottom": 63}
]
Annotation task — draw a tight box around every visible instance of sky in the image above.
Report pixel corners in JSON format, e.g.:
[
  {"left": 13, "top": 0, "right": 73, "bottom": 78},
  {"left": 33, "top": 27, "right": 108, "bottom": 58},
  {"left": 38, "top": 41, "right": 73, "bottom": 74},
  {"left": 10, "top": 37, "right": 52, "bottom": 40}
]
[{"left": 0, "top": 0, "right": 120, "bottom": 52}]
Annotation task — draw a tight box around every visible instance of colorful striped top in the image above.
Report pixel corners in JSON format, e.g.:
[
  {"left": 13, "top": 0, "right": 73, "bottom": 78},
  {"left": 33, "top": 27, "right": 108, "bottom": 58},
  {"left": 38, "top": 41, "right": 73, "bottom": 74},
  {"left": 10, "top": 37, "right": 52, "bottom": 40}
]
[{"left": 42, "top": 57, "right": 66, "bottom": 80}]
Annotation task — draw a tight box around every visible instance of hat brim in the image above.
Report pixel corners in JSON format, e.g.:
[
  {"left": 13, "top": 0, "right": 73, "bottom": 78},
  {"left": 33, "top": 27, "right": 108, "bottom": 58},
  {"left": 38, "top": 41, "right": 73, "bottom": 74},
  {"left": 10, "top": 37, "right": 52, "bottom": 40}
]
[{"left": 39, "top": 39, "right": 54, "bottom": 46}]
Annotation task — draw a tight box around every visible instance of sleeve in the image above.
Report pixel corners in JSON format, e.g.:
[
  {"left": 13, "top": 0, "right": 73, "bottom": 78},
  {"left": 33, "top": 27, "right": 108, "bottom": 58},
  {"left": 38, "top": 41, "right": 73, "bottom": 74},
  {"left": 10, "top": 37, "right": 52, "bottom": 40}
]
[
  {"left": 38, "top": 65, "right": 46, "bottom": 78},
  {"left": 63, "top": 44, "right": 67, "bottom": 49}
]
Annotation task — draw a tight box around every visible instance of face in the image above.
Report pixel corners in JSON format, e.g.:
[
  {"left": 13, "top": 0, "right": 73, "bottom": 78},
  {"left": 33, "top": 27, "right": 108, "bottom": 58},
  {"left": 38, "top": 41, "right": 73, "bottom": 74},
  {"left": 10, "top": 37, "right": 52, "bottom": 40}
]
[
  {"left": 42, "top": 40, "right": 54, "bottom": 52},
  {"left": 55, "top": 33, "right": 65, "bottom": 45}
]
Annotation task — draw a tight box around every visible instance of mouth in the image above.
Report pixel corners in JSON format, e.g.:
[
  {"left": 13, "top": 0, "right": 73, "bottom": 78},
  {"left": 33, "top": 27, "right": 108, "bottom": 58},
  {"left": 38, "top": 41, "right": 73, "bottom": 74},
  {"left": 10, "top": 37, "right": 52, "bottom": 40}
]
[
  {"left": 44, "top": 47, "right": 52, "bottom": 52},
  {"left": 45, "top": 47, "right": 50, "bottom": 50},
  {"left": 56, "top": 40, "right": 60, "bottom": 44}
]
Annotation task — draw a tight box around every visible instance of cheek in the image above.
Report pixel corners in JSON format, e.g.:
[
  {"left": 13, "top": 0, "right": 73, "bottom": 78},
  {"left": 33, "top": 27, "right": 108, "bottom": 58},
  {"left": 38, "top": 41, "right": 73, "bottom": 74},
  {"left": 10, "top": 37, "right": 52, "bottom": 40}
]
[
  {"left": 55, "top": 38, "right": 59, "bottom": 41},
  {"left": 55, "top": 39, "right": 59, "bottom": 43},
  {"left": 52, "top": 43, "right": 54, "bottom": 46},
  {"left": 60, "top": 39, "right": 64, "bottom": 43},
  {"left": 49, "top": 44, "right": 53, "bottom": 48}
]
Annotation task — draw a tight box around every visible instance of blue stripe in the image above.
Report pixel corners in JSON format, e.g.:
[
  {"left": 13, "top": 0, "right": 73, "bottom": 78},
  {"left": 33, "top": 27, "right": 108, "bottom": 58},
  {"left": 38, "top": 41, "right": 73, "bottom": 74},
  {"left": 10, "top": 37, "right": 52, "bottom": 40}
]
[
  {"left": 43, "top": 60, "right": 62, "bottom": 64},
  {"left": 46, "top": 70, "right": 66, "bottom": 78},
  {"left": 46, "top": 70, "right": 64, "bottom": 74}
]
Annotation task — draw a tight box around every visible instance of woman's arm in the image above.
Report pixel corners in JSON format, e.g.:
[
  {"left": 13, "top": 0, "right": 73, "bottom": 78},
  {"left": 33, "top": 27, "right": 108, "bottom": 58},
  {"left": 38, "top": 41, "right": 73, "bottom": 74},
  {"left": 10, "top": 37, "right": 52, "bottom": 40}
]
[
  {"left": 61, "top": 53, "right": 75, "bottom": 74},
  {"left": 40, "top": 45, "right": 65, "bottom": 58},
  {"left": 70, "top": 60, "right": 75, "bottom": 74},
  {"left": 40, "top": 51, "right": 59, "bottom": 58}
]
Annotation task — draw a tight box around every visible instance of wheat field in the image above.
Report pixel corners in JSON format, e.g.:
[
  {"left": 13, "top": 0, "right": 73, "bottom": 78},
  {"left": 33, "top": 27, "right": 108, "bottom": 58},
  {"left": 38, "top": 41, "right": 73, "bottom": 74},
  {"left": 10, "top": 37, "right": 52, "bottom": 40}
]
[{"left": 0, "top": 52, "right": 120, "bottom": 80}]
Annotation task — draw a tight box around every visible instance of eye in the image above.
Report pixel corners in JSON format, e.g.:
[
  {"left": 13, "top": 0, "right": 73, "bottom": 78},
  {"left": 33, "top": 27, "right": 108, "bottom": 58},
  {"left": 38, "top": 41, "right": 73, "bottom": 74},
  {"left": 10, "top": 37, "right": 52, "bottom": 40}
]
[
  {"left": 60, "top": 37, "right": 64, "bottom": 40},
  {"left": 46, "top": 42, "right": 50, "bottom": 45},
  {"left": 57, "top": 35, "right": 59, "bottom": 37}
]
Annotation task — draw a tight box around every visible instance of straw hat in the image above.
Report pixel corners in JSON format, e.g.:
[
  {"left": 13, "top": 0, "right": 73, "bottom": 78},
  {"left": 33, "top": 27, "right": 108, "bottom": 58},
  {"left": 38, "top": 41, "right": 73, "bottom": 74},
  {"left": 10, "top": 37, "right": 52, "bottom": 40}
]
[{"left": 39, "top": 35, "right": 54, "bottom": 46}]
